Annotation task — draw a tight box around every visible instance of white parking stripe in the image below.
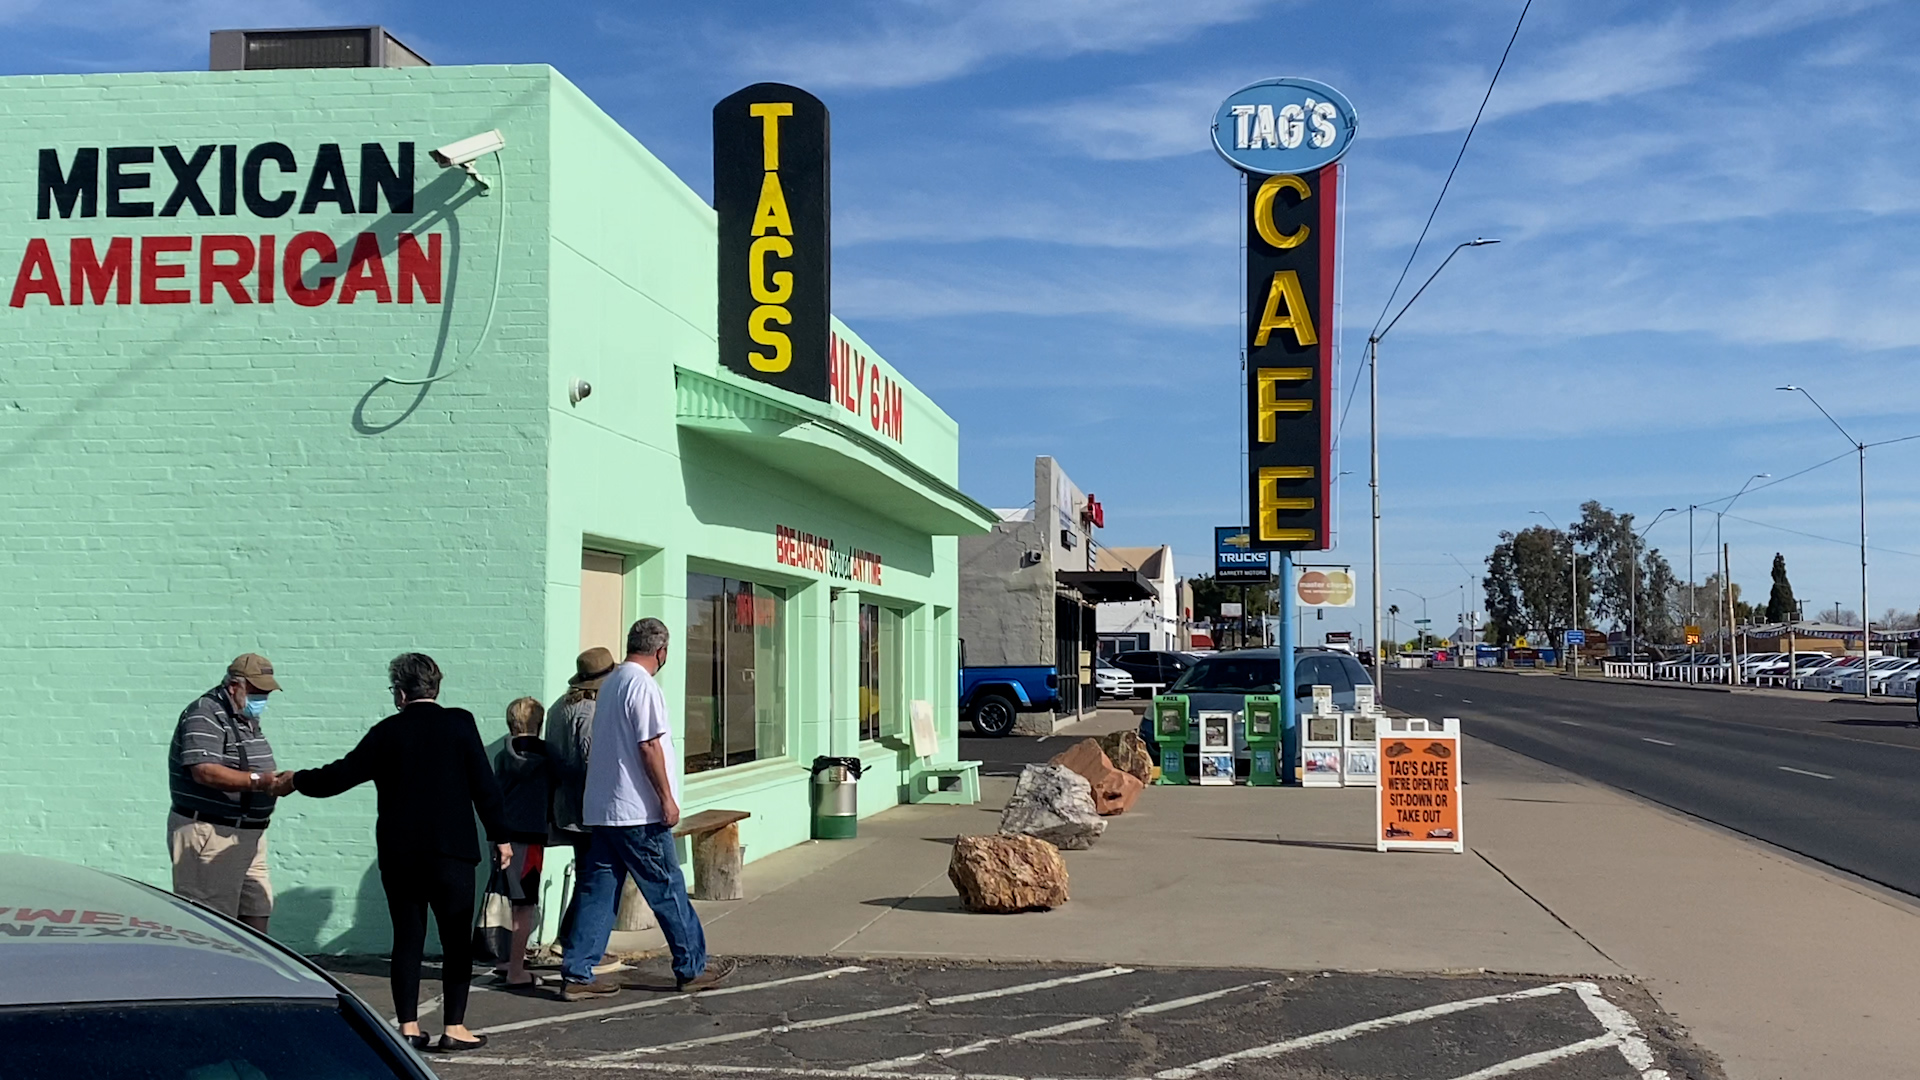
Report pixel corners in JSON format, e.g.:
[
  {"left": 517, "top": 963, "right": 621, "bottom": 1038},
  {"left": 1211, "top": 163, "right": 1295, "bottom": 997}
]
[
  {"left": 929, "top": 966, "right": 1133, "bottom": 1005},
  {"left": 1441, "top": 1034, "right": 1617, "bottom": 1078},
  {"left": 1778, "top": 766, "right": 1834, "bottom": 780},
  {"left": 1572, "top": 981, "right": 1669, "bottom": 1079},
  {"left": 1124, "top": 980, "right": 1269, "bottom": 1016},
  {"left": 471, "top": 966, "right": 868, "bottom": 1036},
  {"left": 1152, "top": 983, "right": 1573, "bottom": 1079},
  {"left": 591, "top": 966, "right": 1133, "bottom": 1060},
  {"left": 848, "top": 978, "right": 1265, "bottom": 1073}
]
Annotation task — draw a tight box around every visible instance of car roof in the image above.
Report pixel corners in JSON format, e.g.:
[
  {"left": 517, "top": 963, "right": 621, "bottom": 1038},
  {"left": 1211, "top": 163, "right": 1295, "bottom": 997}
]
[{"left": 0, "top": 853, "right": 337, "bottom": 1007}]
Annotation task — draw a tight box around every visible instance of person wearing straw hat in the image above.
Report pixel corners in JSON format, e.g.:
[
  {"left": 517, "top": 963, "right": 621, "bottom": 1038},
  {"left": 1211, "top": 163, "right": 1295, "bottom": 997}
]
[
  {"left": 547, "top": 647, "right": 613, "bottom": 942},
  {"left": 166, "top": 653, "right": 290, "bottom": 933}
]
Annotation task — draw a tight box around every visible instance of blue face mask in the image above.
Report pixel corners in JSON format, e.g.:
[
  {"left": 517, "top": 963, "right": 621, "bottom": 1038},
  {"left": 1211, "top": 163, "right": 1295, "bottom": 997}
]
[{"left": 242, "top": 696, "right": 269, "bottom": 720}]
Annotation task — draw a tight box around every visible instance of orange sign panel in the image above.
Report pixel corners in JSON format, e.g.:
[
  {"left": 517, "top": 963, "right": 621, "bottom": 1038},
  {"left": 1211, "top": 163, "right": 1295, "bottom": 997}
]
[{"left": 1378, "top": 734, "right": 1462, "bottom": 852}]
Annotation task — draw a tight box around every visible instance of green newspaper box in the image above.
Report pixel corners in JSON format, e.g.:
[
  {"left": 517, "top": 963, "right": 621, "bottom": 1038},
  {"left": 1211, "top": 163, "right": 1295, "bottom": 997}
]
[
  {"left": 1151, "top": 695, "right": 1190, "bottom": 785},
  {"left": 1244, "top": 695, "right": 1283, "bottom": 786}
]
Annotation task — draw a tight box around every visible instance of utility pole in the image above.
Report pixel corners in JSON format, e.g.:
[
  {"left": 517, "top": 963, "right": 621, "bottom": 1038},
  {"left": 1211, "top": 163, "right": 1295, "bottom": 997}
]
[
  {"left": 1630, "top": 508, "right": 1679, "bottom": 669},
  {"left": 1369, "top": 238, "right": 1501, "bottom": 702},
  {"left": 1775, "top": 385, "right": 1915, "bottom": 701}
]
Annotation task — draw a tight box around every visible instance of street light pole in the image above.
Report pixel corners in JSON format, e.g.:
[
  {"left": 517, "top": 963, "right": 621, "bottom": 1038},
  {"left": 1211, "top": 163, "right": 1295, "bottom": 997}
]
[
  {"left": 1713, "top": 473, "right": 1769, "bottom": 686},
  {"left": 1630, "top": 507, "right": 1680, "bottom": 669},
  {"left": 1369, "top": 238, "right": 1500, "bottom": 701},
  {"left": 1776, "top": 385, "right": 1895, "bottom": 700}
]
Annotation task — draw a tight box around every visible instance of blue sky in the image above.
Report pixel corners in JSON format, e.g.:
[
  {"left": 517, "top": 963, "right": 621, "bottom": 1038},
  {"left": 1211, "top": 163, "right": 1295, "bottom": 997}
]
[{"left": 9, "top": 0, "right": 1920, "bottom": 641}]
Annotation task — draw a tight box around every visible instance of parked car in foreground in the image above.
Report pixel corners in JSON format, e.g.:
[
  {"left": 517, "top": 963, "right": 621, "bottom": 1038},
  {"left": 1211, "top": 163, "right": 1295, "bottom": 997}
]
[{"left": 0, "top": 853, "right": 434, "bottom": 1080}]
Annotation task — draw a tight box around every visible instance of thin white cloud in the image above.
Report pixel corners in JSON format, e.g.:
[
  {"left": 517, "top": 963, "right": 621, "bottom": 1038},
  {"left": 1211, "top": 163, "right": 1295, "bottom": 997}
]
[
  {"left": 732, "top": 0, "right": 1274, "bottom": 90},
  {"left": 1006, "top": 79, "right": 1230, "bottom": 162}
]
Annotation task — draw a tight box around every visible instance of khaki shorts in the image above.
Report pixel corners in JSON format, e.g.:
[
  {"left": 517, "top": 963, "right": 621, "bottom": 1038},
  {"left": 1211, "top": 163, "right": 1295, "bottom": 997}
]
[{"left": 168, "top": 811, "right": 274, "bottom": 919}]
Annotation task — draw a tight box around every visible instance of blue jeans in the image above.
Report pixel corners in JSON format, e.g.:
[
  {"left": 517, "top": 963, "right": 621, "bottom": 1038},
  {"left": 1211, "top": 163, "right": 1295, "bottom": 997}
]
[{"left": 560, "top": 823, "right": 707, "bottom": 985}]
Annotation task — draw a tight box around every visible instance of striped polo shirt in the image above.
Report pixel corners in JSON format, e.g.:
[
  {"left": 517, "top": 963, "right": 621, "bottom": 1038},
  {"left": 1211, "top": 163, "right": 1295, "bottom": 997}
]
[{"left": 168, "top": 686, "right": 277, "bottom": 826}]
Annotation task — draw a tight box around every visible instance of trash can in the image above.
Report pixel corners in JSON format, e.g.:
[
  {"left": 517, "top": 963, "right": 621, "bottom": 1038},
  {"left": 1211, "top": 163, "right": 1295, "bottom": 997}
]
[{"left": 810, "top": 756, "right": 865, "bottom": 840}]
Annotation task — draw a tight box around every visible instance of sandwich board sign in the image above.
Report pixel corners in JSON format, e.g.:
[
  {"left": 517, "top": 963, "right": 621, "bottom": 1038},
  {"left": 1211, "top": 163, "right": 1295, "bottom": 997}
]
[{"left": 1377, "top": 716, "right": 1462, "bottom": 853}]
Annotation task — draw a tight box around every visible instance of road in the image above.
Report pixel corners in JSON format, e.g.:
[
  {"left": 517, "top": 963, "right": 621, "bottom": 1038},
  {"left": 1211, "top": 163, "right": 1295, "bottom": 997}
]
[
  {"left": 1391, "top": 667, "right": 1920, "bottom": 897},
  {"left": 323, "top": 957, "right": 1709, "bottom": 1080}
]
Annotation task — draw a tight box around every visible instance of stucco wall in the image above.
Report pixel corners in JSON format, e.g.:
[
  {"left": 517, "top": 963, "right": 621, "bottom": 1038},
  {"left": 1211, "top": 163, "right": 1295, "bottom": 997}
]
[{"left": 0, "top": 66, "right": 554, "bottom": 952}]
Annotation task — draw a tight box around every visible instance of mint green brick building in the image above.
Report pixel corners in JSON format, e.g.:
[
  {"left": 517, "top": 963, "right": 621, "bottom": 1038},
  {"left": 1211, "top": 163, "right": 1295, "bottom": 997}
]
[{"left": 0, "top": 64, "right": 992, "bottom": 951}]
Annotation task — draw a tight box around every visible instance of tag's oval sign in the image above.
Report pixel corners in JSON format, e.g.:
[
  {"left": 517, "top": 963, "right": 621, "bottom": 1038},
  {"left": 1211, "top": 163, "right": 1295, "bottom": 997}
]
[{"left": 1212, "top": 77, "right": 1358, "bottom": 175}]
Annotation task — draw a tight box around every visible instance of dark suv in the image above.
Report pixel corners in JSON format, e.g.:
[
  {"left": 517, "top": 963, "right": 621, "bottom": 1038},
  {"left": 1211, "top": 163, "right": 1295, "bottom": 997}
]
[{"left": 1109, "top": 650, "right": 1201, "bottom": 693}]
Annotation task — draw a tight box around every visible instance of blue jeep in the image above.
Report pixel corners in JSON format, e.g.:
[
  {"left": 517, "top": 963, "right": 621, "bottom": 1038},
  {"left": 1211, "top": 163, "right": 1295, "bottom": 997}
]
[{"left": 959, "top": 665, "right": 1058, "bottom": 737}]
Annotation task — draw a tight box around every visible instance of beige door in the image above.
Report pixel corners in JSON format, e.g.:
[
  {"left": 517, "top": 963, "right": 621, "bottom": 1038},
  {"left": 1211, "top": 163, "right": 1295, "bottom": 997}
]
[{"left": 581, "top": 550, "right": 625, "bottom": 655}]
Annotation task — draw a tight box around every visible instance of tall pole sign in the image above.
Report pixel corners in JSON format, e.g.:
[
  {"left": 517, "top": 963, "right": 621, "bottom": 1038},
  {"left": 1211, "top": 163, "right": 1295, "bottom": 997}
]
[
  {"left": 715, "top": 83, "right": 831, "bottom": 400},
  {"left": 1213, "top": 77, "right": 1356, "bottom": 551}
]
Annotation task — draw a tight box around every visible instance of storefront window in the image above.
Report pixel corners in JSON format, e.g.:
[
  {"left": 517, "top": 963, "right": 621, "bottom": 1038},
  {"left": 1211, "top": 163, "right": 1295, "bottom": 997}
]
[
  {"left": 858, "top": 603, "right": 906, "bottom": 742},
  {"left": 685, "top": 573, "right": 786, "bottom": 774}
]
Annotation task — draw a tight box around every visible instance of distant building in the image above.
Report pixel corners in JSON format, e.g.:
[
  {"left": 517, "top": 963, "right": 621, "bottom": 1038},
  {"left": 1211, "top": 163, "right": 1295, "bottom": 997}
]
[
  {"left": 1095, "top": 545, "right": 1183, "bottom": 654},
  {"left": 959, "top": 458, "right": 1151, "bottom": 726}
]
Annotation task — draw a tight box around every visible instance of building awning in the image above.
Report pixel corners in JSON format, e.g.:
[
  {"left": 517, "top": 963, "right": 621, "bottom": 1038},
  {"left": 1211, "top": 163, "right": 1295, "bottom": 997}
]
[
  {"left": 675, "top": 366, "right": 997, "bottom": 536},
  {"left": 1057, "top": 569, "right": 1156, "bottom": 604}
]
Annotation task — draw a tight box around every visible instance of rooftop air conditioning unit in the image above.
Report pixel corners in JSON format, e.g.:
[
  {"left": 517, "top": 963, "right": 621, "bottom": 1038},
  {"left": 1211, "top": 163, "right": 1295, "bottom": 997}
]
[{"left": 210, "top": 26, "right": 429, "bottom": 71}]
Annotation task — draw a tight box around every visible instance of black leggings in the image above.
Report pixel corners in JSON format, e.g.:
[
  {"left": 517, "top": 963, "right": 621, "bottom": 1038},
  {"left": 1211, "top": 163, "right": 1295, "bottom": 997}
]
[{"left": 382, "top": 857, "right": 478, "bottom": 1026}]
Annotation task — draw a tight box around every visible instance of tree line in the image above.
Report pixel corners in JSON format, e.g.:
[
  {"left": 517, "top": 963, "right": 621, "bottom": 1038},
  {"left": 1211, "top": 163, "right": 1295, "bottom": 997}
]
[{"left": 1481, "top": 501, "right": 1682, "bottom": 646}]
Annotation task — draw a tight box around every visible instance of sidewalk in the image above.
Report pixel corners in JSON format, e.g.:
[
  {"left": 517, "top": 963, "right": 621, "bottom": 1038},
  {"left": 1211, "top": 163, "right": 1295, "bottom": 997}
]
[{"left": 687, "top": 719, "right": 1920, "bottom": 1080}]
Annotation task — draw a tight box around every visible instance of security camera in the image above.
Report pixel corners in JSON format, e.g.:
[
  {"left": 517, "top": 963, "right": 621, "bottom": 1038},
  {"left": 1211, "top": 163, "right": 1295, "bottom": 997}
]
[
  {"left": 430, "top": 130, "right": 506, "bottom": 191},
  {"left": 431, "top": 130, "right": 505, "bottom": 167}
]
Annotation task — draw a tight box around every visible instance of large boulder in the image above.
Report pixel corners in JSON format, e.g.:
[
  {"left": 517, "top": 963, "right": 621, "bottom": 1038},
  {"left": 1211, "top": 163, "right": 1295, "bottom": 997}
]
[
  {"left": 998, "top": 763, "right": 1106, "bottom": 849},
  {"left": 1096, "top": 728, "right": 1155, "bottom": 786},
  {"left": 1049, "top": 738, "right": 1145, "bottom": 816},
  {"left": 948, "top": 834, "right": 1069, "bottom": 913}
]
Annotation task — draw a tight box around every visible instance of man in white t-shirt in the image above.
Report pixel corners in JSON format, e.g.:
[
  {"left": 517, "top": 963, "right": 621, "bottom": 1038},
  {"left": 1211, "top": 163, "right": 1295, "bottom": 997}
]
[{"left": 557, "top": 618, "right": 734, "bottom": 998}]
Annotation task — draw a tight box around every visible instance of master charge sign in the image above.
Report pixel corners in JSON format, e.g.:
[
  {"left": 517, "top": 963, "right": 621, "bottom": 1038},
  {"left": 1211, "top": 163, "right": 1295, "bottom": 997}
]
[{"left": 1376, "top": 717, "right": 1462, "bottom": 853}]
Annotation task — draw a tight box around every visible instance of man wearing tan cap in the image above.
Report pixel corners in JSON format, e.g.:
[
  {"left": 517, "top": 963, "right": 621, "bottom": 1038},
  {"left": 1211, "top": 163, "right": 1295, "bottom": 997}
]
[{"left": 166, "top": 653, "right": 289, "bottom": 932}]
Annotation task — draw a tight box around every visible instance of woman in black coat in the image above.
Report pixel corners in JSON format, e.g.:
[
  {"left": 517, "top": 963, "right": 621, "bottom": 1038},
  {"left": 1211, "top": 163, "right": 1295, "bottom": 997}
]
[{"left": 286, "top": 653, "right": 511, "bottom": 1053}]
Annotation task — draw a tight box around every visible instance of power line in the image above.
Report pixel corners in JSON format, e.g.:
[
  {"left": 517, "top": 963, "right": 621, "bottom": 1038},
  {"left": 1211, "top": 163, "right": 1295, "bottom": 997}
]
[
  {"left": 1719, "top": 512, "right": 1920, "bottom": 560},
  {"left": 1364, "top": 0, "right": 1533, "bottom": 341},
  {"left": 1338, "top": 0, "right": 1534, "bottom": 443}
]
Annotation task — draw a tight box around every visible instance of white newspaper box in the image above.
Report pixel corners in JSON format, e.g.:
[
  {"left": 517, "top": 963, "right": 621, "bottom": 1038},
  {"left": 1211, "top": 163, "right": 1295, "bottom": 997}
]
[
  {"left": 1377, "top": 716, "right": 1463, "bottom": 853},
  {"left": 1197, "top": 710, "right": 1236, "bottom": 785},
  {"left": 1353, "top": 683, "right": 1376, "bottom": 714},
  {"left": 1343, "top": 710, "right": 1379, "bottom": 787},
  {"left": 1300, "top": 711, "right": 1343, "bottom": 788}
]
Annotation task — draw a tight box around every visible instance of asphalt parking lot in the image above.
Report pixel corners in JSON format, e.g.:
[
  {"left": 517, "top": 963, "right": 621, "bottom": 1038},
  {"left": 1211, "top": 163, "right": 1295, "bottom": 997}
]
[{"left": 323, "top": 957, "right": 1717, "bottom": 1079}]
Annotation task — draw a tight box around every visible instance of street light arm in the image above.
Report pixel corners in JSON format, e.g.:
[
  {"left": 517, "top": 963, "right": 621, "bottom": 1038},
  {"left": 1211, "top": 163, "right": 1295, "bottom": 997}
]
[
  {"left": 1375, "top": 239, "right": 1499, "bottom": 344},
  {"left": 1779, "top": 385, "right": 1859, "bottom": 447}
]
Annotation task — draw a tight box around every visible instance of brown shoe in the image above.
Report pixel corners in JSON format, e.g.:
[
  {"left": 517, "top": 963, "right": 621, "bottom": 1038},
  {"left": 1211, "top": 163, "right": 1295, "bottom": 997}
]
[
  {"left": 677, "top": 957, "right": 737, "bottom": 993},
  {"left": 559, "top": 978, "right": 622, "bottom": 1002}
]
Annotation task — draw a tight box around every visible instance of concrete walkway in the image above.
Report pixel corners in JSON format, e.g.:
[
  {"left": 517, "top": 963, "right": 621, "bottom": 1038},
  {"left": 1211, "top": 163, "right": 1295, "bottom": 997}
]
[{"left": 684, "top": 718, "right": 1920, "bottom": 1080}]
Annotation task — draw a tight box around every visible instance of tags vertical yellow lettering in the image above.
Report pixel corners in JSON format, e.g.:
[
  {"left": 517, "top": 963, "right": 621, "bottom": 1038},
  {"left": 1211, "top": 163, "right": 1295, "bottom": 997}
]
[
  {"left": 749, "top": 305, "right": 792, "bottom": 372},
  {"left": 749, "top": 236, "right": 794, "bottom": 303},
  {"left": 1254, "top": 271, "right": 1317, "bottom": 347},
  {"left": 751, "top": 172, "right": 793, "bottom": 236},
  {"left": 749, "top": 102, "right": 793, "bottom": 170}
]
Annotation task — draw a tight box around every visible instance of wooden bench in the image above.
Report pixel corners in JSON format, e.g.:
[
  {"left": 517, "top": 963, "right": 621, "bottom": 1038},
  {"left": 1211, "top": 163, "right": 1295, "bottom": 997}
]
[
  {"left": 674, "top": 809, "right": 751, "bottom": 901},
  {"left": 908, "top": 760, "right": 982, "bottom": 805}
]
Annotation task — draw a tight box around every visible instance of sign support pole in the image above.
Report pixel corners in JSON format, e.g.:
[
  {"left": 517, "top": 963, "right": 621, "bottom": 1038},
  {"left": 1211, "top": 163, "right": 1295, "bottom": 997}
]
[{"left": 1279, "top": 550, "right": 1296, "bottom": 783}]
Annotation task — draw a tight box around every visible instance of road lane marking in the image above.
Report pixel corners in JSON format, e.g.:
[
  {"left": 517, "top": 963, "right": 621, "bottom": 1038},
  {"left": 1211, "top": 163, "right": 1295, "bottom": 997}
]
[
  {"left": 1641, "top": 738, "right": 1675, "bottom": 746},
  {"left": 471, "top": 966, "right": 869, "bottom": 1036},
  {"left": 848, "top": 979, "right": 1271, "bottom": 1073},
  {"left": 1778, "top": 766, "right": 1834, "bottom": 780},
  {"left": 590, "top": 966, "right": 1134, "bottom": 1060},
  {"left": 1557, "top": 720, "right": 1584, "bottom": 727},
  {"left": 1152, "top": 983, "right": 1574, "bottom": 1079}
]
